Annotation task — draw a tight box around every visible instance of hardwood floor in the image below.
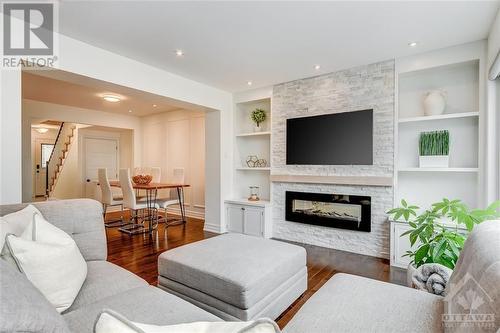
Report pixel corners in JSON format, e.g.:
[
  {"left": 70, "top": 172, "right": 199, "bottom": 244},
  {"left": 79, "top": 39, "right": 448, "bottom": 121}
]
[{"left": 105, "top": 212, "right": 406, "bottom": 329}]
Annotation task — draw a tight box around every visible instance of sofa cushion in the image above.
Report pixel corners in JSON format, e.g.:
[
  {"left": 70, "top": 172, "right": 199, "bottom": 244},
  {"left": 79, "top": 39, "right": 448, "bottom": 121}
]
[
  {"left": 444, "top": 220, "right": 500, "bottom": 332},
  {"left": 64, "top": 261, "right": 148, "bottom": 313},
  {"left": 63, "top": 286, "right": 221, "bottom": 333},
  {"left": 0, "top": 258, "right": 71, "bottom": 333},
  {"left": 284, "top": 273, "right": 443, "bottom": 333},
  {"left": 158, "top": 233, "right": 306, "bottom": 309}
]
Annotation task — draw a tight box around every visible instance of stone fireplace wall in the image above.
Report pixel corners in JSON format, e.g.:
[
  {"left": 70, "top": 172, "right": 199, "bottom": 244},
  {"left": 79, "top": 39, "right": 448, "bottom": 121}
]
[{"left": 271, "top": 60, "right": 395, "bottom": 258}]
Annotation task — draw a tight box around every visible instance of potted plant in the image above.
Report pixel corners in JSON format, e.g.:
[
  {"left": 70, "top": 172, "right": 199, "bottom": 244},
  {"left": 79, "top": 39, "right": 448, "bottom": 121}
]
[
  {"left": 419, "top": 130, "right": 449, "bottom": 168},
  {"left": 250, "top": 108, "right": 267, "bottom": 132},
  {"left": 388, "top": 198, "right": 500, "bottom": 285}
]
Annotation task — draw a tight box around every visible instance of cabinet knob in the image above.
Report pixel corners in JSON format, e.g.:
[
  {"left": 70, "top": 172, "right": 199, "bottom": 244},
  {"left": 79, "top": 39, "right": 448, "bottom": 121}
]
[{"left": 241, "top": 207, "right": 245, "bottom": 211}]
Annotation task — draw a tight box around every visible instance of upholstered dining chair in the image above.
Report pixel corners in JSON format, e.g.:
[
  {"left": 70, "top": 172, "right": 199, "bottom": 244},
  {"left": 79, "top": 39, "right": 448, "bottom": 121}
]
[
  {"left": 151, "top": 167, "right": 161, "bottom": 183},
  {"left": 158, "top": 168, "right": 185, "bottom": 224},
  {"left": 119, "top": 168, "right": 159, "bottom": 233},
  {"left": 98, "top": 168, "right": 126, "bottom": 228}
]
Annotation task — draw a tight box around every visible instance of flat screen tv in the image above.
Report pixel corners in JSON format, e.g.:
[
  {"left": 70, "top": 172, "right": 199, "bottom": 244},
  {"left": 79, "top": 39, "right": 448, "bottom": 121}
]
[{"left": 286, "top": 109, "right": 373, "bottom": 165}]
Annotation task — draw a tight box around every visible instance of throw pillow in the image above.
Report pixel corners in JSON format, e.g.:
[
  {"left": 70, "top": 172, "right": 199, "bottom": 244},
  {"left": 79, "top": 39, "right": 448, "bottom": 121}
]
[
  {"left": 4, "top": 212, "right": 87, "bottom": 313},
  {"left": 94, "top": 309, "right": 281, "bottom": 333},
  {"left": 0, "top": 204, "right": 41, "bottom": 250}
]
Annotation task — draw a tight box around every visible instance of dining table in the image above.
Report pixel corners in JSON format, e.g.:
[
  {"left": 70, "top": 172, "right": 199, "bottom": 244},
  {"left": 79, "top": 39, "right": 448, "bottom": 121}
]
[{"left": 109, "top": 181, "right": 190, "bottom": 235}]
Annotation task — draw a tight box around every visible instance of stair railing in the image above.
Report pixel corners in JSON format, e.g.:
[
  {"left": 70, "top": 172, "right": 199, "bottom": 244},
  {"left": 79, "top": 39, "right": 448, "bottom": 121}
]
[{"left": 46, "top": 122, "right": 75, "bottom": 196}]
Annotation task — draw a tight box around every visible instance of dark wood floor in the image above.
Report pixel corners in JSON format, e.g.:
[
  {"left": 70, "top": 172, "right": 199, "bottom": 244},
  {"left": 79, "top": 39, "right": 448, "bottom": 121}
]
[{"left": 105, "top": 212, "right": 406, "bottom": 329}]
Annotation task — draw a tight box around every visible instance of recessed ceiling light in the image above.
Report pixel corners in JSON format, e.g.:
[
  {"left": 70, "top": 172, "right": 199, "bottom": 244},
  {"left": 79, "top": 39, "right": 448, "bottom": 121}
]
[
  {"left": 314, "top": 64, "right": 321, "bottom": 70},
  {"left": 408, "top": 41, "right": 418, "bottom": 47},
  {"left": 103, "top": 95, "right": 121, "bottom": 103},
  {"left": 175, "top": 49, "right": 184, "bottom": 57},
  {"left": 128, "top": 110, "right": 132, "bottom": 113},
  {"left": 35, "top": 128, "right": 49, "bottom": 134},
  {"left": 152, "top": 104, "right": 157, "bottom": 107},
  {"left": 247, "top": 81, "right": 252, "bottom": 86}
]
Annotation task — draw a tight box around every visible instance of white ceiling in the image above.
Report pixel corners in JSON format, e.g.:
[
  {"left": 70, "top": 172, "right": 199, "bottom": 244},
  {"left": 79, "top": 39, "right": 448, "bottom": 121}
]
[
  {"left": 22, "top": 71, "right": 186, "bottom": 117},
  {"left": 59, "top": 1, "right": 499, "bottom": 92}
]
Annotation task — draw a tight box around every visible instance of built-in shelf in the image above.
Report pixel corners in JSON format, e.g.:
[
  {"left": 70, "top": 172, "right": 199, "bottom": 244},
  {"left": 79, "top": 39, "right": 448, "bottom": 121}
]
[
  {"left": 398, "top": 112, "right": 479, "bottom": 123},
  {"left": 236, "top": 167, "right": 271, "bottom": 171},
  {"left": 270, "top": 174, "right": 393, "bottom": 187},
  {"left": 236, "top": 131, "right": 271, "bottom": 137},
  {"left": 398, "top": 167, "right": 479, "bottom": 173}
]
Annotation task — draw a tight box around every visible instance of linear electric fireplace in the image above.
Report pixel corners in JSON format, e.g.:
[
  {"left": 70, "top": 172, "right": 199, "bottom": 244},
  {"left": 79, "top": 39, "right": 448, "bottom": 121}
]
[{"left": 285, "top": 191, "right": 371, "bottom": 232}]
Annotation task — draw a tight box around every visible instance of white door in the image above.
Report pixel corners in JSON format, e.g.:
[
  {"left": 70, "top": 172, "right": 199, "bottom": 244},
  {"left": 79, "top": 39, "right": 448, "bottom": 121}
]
[
  {"left": 243, "top": 207, "right": 264, "bottom": 237},
  {"left": 34, "top": 140, "right": 55, "bottom": 197},
  {"left": 84, "top": 137, "right": 118, "bottom": 197},
  {"left": 227, "top": 204, "right": 244, "bottom": 233}
]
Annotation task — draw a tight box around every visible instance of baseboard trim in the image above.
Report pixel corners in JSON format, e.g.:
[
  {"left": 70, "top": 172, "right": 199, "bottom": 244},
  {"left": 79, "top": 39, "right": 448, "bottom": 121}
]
[
  {"left": 166, "top": 207, "right": 205, "bottom": 220},
  {"left": 203, "top": 222, "right": 222, "bottom": 233}
]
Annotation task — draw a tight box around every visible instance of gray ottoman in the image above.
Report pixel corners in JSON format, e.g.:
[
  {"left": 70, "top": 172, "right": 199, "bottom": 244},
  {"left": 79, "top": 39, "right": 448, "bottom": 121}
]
[{"left": 157, "top": 233, "right": 307, "bottom": 321}]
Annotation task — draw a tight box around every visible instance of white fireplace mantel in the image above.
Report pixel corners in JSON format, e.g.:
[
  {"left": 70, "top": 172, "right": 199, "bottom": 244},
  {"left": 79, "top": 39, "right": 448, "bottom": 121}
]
[{"left": 270, "top": 174, "right": 393, "bottom": 187}]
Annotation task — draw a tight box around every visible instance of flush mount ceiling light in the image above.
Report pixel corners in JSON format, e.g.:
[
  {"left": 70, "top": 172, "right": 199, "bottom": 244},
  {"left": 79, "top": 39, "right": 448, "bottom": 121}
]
[
  {"left": 102, "top": 95, "right": 121, "bottom": 103},
  {"left": 408, "top": 41, "right": 418, "bottom": 47},
  {"left": 35, "top": 128, "right": 49, "bottom": 134},
  {"left": 314, "top": 64, "right": 321, "bottom": 70},
  {"left": 247, "top": 81, "right": 252, "bottom": 86},
  {"left": 128, "top": 110, "right": 132, "bottom": 113},
  {"left": 152, "top": 104, "right": 157, "bottom": 107},
  {"left": 175, "top": 49, "right": 184, "bottom": 57}
]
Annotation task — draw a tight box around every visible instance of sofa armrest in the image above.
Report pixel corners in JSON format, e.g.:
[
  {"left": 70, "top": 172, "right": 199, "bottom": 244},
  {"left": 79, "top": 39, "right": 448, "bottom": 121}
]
[{"left": 1, "top": 199, "right": 106, "bottom": 261}]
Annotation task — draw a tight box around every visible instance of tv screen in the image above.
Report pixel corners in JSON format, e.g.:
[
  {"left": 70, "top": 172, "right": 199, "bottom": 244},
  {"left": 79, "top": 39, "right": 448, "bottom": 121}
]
[{"left": 286, "top": 109, "right": 373, "bottom": 165}]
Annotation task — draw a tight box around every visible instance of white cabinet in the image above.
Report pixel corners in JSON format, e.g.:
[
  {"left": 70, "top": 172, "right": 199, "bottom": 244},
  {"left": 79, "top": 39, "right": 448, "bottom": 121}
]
[
  {"left": 225, "top": 200, "right": 272, "bottom": 238},
  {"left": 390, "top": 221, "right": 415, "bottom": 268}
]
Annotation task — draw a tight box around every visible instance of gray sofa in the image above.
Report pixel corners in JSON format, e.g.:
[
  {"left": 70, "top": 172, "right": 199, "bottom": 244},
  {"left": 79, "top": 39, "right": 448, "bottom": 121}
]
[
  {"left": 0, "top": 199, "right": 220, "bottom": 333},
  {"left": 284, "top": 220, "right": 500, "bottom": 333}
]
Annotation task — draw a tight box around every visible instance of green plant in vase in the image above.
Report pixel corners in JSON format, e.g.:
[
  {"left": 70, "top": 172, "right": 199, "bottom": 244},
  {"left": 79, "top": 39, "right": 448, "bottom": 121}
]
[
  {"left": 250, "top": 108, "right": 266, "bottom": 132},
  {"left": 419, "top": 130, "right": 450, "bottom": 168},
  {"left": 388, "top": 198, "right": 500, "bottom": 269}
]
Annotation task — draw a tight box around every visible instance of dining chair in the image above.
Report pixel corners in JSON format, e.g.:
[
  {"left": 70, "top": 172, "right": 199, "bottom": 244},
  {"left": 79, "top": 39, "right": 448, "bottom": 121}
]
[
  {"left": 158, "top": 168, "right": 185, "bottom": 224},
  {"left": 119, "top": 168, "right": 158, "bottom": 233},
  {"left": 151, "top": 167, "right": 161, "bottom": 183},
  {"left": 97, "top": 168, "right": 126, "bottom": 228}
]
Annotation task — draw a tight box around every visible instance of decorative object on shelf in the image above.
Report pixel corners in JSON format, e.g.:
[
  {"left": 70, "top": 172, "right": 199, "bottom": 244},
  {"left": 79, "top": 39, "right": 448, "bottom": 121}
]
[
  {"left": 423, "top": 90, "right": 447, "bottom": 116},
  {"left": 248, "top": 186, "right": 260, "bottom": 201},
  {"left": 132, "top": 174, "right": 152, "bottom": 185},
  {"left": 387, "top": 198, "right": 500, "bottom": 283},
  {"left": 246, "top": 155, "right": 268, "bottom": 168},
  {"left": 419, "top": 130, "right": 449, "bottom": 168},
  {"left": 250, "top": 108, "right": 267, "bottom": 132}
]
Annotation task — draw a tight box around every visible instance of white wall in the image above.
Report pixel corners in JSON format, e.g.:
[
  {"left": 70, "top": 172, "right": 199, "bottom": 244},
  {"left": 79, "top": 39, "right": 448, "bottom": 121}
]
[
  {"left": 22, "top": 100, "right": 142, "bottom": 201},
  {"left": 0, "top": 69, "right": 22, "bottom": 204},
  {"left": 488, "top": 9, "right": 500, "bottom": 71},
  {"left": 487, "top": 10, "right": 500, "bottom": 201},
  {"left": 141, "top": 109, "right": 206, "bottom": 219}
]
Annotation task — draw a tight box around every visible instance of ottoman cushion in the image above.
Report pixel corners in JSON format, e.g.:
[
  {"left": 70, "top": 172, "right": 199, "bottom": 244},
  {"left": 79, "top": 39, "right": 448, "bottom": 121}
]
[{"left": 158, "top": 233, "right": 306, "bottom": 309}]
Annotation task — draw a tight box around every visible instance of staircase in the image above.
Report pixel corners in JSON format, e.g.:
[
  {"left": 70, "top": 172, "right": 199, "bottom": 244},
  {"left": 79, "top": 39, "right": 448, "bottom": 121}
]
[{"left": 46, "top": 123, "right": 77, "bottom": 197}]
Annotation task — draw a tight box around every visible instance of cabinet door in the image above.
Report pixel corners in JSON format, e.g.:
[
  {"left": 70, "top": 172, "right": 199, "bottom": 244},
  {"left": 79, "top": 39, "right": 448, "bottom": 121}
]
[
  {"left": 393, "top": 223, "right": 417, "bottom": 268},
  {"left": 243, "top": 207, "right": 264, "bottom": 237},
  {"left": 227, "top": 205, "right": 244, "bottom": 234}
]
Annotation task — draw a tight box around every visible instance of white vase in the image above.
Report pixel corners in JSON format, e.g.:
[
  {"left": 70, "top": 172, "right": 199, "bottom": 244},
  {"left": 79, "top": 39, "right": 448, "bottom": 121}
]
[
  {"left": 419, "top": 155, "right": 449, "bottom": 168},
  {"left": 253, "top": 124, "right": 262, "bottom": 132},
  {"left": 423, "top": 90, "right": 447, "bottom": 116}
]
